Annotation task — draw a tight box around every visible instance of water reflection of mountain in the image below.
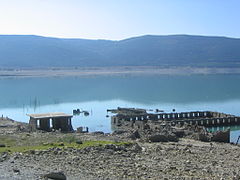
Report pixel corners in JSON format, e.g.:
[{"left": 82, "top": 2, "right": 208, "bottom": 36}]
[{"left": 0, "top": 74, "right": 240, "bottom": 108}]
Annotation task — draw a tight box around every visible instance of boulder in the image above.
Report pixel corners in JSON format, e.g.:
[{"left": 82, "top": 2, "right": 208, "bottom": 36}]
[
  {"left": 132, "top": 143, "right": 142, "bottom": 152},
  {"left": 148, "top": 134, "right": 168, "bottom": 142},
  {"left": 172, "top": 129, "right": 185, "bottom": 138},
  {"left": 148, "top": 133, "right": 177, "bottom": 142},
  {"left": 43, "top": 171, "right": 66, "bottom": 180},
  {"left": 13, "top": 168, "right": 20, "bottom": 173},
  {"left": 211, "top": 129, "right": 230, "bottom": 143},
  {"left": 166, "top": 133, "right": 179, "bottom": 142},
  {"left": 76, "top": 140, "right": 83, "bottom": 144},
  {"left": 129, "top": 130, "right": 141, "bottom": 140},
  {"left": 197, "top": 133, "right": 211, "bottom": 142},
  {"left": 92, "top": 131, "right": 104, "bottom": 135},
  {"left": 0, "top": 144, "right": 6, "bottom": 147},
  {"left": 104, "top": 144, "right": 127, "bottom": 151},
  {"left": 112, "top": 130, "right": 127, "bottom": 135}
]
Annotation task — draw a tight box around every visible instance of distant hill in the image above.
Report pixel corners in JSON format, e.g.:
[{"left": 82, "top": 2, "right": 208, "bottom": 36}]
[{"left": 0, "top": 34, "right": 240, "bottom": 68}]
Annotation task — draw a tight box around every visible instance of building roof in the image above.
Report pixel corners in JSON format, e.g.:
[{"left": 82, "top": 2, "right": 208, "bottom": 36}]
[{"left": 27, "top": 112, "right": 73, "bottom": 119}]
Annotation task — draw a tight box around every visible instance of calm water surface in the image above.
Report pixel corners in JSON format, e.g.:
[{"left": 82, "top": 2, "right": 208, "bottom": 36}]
[{"left": 0, "top": 74, "right": 240, "bottom": 143}]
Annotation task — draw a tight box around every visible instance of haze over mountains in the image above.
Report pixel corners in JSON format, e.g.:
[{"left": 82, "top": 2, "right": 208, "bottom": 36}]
[{"left": 0, "top": 34, "right": 240, "bottom": 68}]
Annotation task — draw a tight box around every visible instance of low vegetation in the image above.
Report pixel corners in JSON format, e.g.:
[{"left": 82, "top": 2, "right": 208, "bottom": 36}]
[{"left": 0, "top": 133, "right": 130, "bottom": 153}]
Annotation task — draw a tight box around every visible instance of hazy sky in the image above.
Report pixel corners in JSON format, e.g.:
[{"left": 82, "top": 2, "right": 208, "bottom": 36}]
[{"left": 0, "top": 0, "right": 239, "bottom": 40}]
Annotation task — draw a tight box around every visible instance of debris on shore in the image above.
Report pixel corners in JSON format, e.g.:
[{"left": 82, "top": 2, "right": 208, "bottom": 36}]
[{"left": 111, "top": 107, "right": 232, "bottom": 143}]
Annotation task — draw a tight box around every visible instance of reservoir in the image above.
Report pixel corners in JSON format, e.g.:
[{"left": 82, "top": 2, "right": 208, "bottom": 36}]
[{"left": 0, "top": 74, "right": 240, "bottom": 143}]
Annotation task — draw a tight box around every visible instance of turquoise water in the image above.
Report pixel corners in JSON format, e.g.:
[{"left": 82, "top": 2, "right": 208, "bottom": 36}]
[{"left": 0, "top": 74, "right": 240, "bottom": 143}]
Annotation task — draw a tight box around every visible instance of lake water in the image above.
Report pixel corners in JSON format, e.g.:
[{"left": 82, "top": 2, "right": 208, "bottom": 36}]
[{"left": 0, "top": 74, "right": 240, "bottom": 143}]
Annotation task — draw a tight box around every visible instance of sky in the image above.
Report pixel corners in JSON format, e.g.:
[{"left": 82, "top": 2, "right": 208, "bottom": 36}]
[{"left": 0, "top": 0, "right": 239, "bottom": 40}]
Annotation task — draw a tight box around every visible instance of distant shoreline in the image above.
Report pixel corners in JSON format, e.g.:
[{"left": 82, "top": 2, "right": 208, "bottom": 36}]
[{"left": 1, "top": 66, "right": 240, "bottom": 78}]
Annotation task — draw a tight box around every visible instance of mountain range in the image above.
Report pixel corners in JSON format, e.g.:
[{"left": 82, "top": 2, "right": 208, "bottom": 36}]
[{"left": 0, "top": 34, "right": 240, "bottom": 68}]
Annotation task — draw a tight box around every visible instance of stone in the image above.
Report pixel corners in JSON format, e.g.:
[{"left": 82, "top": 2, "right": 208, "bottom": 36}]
[
  {"left": 43, "top": 142, "right": 50, "bottom": 146},
  {"left": 93, "top": 131, "right": 104, "bottom": 135},
  {"left": 105, "top": 144, "right": 117, "bottom": 151},
  {"left": 198, "top": 133, "right": 210, "bottom": 142},
  {"left": 148, "top": 133, "right": 178, "bottom": 142},
  {"left": 155, "top": 145, "right": 162, "bottom": 151},
  {"left": 112, "top": 130, "right": 127, "bottom": 134},
  {"left": 43, "top": 171, "right": 67, "bottom": 180},
  {"left": 132, "top": 143, "right": 142, "bottom": 153},
  {"left": 76, "top": 140, "right": 83, "bottom": 144},
  {"left": 211, "top": 129, "right": 230, "bottom": 143},
  {"left": 58, "top": 142, "right": 65, "bottom": 146},
  {"left": 0, "top": 144, "right": 6, "bottom": 147},
  {"left": 129, "top": 130, "right": 141, "bottom": 140},
  {"left": 2, "top": 153, "right": 8, "bottom": 158},
  {"left": 13, "top": 168, "right": 20, "bottom": 173},
  {"left": 29, "top": 150, "right": 35, "bottom": 154},
  {"left": 166, "top": 133, "right": 178, "bottom": 142},
  {"left": 172, "top": 130, "right": 185, "bottom": 138},
  {"left": 148, "top": 134, "right": 169, "bottom": 142}
]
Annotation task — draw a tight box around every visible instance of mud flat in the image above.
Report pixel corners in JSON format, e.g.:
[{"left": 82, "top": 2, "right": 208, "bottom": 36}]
[{"left": 1, "top": 118, "right": 240, "bottom": 179}]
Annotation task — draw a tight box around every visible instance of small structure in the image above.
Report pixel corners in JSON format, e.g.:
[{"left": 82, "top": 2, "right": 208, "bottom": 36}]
[{"left": 27, "top": 112, "right": 73, "bottom": 132}]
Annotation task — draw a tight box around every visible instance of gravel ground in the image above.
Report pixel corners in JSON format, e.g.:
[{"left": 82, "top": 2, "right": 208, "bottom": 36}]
[
  {"left": 1, "top": 118, "right": 240, "bottom": 180},
  {"left": 1, "top": 137, "right": 240, "bottom": 180}
]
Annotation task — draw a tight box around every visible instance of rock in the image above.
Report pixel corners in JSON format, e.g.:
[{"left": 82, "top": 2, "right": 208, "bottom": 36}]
[
  {"left": 58, "top": 142, "right": 65, "bottom": 146},
  {"left": 166, "top": 133, "right": 179, "bottom": 142},
  {"left": 0, "top": 144, "right": 6, "bottom": 147},
  {"left": 148, "top": 133, "right": 178, "bottom": 142},
  {"left": 112, "top": 130, "right": 127, "bottom": 134},
  {"left": 76, "top": 140, "right": 83, "bottom": 144},
  {"left": 2, "top": 153, "right": 8, "bottom": 158},
  {"left": 132, "top": 143, "right": 142, "bottom": 153},
  {"left": 13, "top": 168, "right": 20, "bottom": 173},
  {"left": 43, "top": 142, "right": 50, "bottom": 146},
  {"left": 148, "top": 134, "right": 169, "bottom": 142},
  {"left": 104, "top": 144, "right": 126, "bottom": 151},
  {"left": 105, "top": 144, "right": 117, "bottom": 151},
  {"left": 71, "top": 156, "right": 80, "bottom": 161},
  {"left": 35, "top": 150, "right": 41, "bottom": 155},
  {"left": 172, "top": 129, "right": 185, "bottom": 138},
  {"left": 155, "top": 145, "right": 163, "bottom": 151},
  {"left": 211, "top": 129, "right": 230, "bottom": 143},
  {"left": 29, "top": 150, "right": 35, "bottom": 154},
  {"left": 43, "top": 171, "right": 66, "bottom": 180},
  {"left": 198, "top": 133, "right": 210, "bottom": 142},
  {"left": 129, "top": 130, "right": 141, "bottom": 140},
  {"left": 0, "top": 152, "right": 8, "bottom": 162},
  {"left": 93, "top": 131, "right": 104, "bottom": 135}
]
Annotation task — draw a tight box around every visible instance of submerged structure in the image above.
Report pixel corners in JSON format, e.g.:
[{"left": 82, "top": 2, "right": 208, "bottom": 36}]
[
  {"left": 107, "top": 107, "right": 147, "bottom": 115},
  {"left": 27, "top": 112, "right": 73, "bottom": 132},
  {"left": 111, "top": 109, "right": 240, "bottom": 130}
]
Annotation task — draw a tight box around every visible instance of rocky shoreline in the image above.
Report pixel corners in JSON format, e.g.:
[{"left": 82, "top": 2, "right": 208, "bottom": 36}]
[{"left": 1, "top": 118, "right": 240, "bottom": 179}]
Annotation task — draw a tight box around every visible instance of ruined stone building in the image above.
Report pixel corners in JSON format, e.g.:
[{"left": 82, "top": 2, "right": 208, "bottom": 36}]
[{"left": 27, "top": 112, "right": 73, "bottom": 132}]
